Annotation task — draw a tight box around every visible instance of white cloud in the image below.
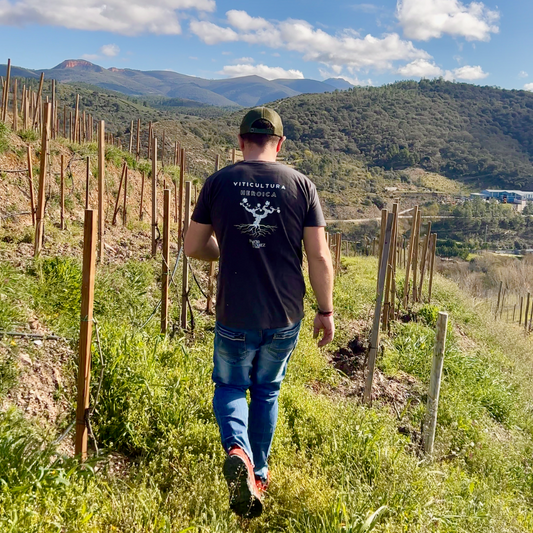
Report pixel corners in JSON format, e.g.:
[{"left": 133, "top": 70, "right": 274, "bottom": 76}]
[
  {"left": 100, "top": 44, "right": 120, "bottom": 57},
  {"left": 524, "top": 83, "right": 533, "bottom": 92},
  {"left": 519, "top": 71, "right": 528, "bottom": 79},
  {"left": 0, "top": 0, "right": 215, "bottom": 35},
  {"left": 452, "top": 64, "right": 488, "bottom": 80},
  {"left": 189, "top": 20, "right": 239, "bottom": 44},
  {"left": 191, "top": 12, "right": 430, "bottom": 72},
  {"left": 219, "top": 63, "right": 304, "bottom": 80},
  {"left": 397, "top": 0, "right": 499, "bottom": 41},
  {"left": 350, "top": 3, "right": 380, "bottom": 13},
  {"left": 398, "top": 59, "right": 443, "bottom": 77}
]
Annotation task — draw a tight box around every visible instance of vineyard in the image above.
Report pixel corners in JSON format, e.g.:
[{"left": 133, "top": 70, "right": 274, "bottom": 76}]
[{"left": 2, "top": 63, "right": 533, "bottom": 532}]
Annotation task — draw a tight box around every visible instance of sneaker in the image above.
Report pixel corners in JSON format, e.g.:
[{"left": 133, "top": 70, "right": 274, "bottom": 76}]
[
  {"left": 223, "top": 446, "right": 263, "bottom": 518},
  {"left": 255, "top": 471, "right": 271, "bottom": 495}
]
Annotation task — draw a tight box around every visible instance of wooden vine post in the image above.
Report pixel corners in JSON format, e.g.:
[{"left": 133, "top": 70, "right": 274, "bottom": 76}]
[
  {"left": 60, "top": 155, "right": 65, "bottom": 230},
  {"left": 34, "top": 103, "right": 51, "bottom": 257},
  {"left": 75, "top": 209, "right": 97, "bottom": 461},
  {"left": 418, "top": 222, "right": 432, "bottom": 301},
  {"left": 178, "top": 148, "right": 185, "bottom": 246},
  {"left": 525, "top": 293, "right": 530, "bottom": 332},
  {"left": 423, "top": 312, "right": 449, "bottom": 455},
  {"left": 495, "top": 281, "right": 503, "bottom": 320},
  {"left": 12, "top": 78, "right": 18, "bottom": 132},
  {"left": 112, "top": 163, "right": 127, "bottom": 226},
  {"left": 161, "top": 189, "right": 171, "bottom": 334},
  {"left": 122, "top": 165, "right": 128, "bottom": 226},
  {"left": 152, "top": 137, "right": 158, "bottom": 256},
  {"left": 2, "top": 58, "right": 11, "bottom": 122},
  {"left": 383, "top": 203, "right": 398, "bottom": 328},
  {"left": 376, "top": 209, "right": 388, "bottom": 294},
  {"left": 519, "top": 296, "right": 523, "bottom": 326},
  {"left": 411, "top": 210, "right": 422, "bottom": 303},
  {"left": 27, "top": 146, "right": 36, "bottom": 226},
  {"left": 85, "top": 156, "right": 90, "bottom": 210},
  {"left": 364, "top": 212, "right": 393, "bottom": 405},
  {"left": 180, "top": 182, "right": 192, "bottom": 329},
  {"left": 97, "top": 121, "right": 105, "bottom": 262},
  {"left": 428, "top": 233, "right": 437, "bottom": 303},
  {"left": 139, "top": 171, "right": 145, "bottom": 220}
]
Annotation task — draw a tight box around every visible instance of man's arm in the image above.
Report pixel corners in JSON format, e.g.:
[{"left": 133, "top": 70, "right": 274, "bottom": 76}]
[
  {"left": 184, "top": 221, "right": 220, "bottom": 261},
  {"left": 303, "top": 226, "right": 335, "bottom": 347}
]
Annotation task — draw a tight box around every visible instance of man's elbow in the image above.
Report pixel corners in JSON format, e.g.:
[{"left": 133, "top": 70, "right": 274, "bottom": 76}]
[{"left": 184, "top": 237, "right": 200, "bottom": 259}]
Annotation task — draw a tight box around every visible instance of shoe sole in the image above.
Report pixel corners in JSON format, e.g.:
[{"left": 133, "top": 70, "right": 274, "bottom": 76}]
[{"left": 223, "top": 455, "right": 263, "bottom": 518}]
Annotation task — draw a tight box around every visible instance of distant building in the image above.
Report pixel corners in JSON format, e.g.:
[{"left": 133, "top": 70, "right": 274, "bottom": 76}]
[{"left": 474, "top": 189, "right": 533, "bottom": 204}]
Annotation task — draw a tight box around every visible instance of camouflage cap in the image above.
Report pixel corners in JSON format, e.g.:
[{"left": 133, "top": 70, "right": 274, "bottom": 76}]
[{"left": 240, "top": 107, "right": 283, "bottom": 137}]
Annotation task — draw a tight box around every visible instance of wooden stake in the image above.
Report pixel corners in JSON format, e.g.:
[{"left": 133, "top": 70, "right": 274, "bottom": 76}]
[
  {"left": 403, "top": 207, "right": 418, "bottom": 308},
  {"left": 97, "top": 121, "right": 105, "bottom": 262},
  {"left": 75, "top": 209, "right": 97, "bottom": 461},
  {"left": 525, "top": 293, "right": 530, "bottom": 332},
  {"left": 428, "top": 233, "right": 437, "bottom": 303},
  {"left": 180, "top": 182, "right": 192, "bottom": 329},
  {"left": 12, "top": 78, "right": 18, "bottom": 132},
  {"left": 140, "top": 171, "right": 145, "bottom": 220},
  {"left": 495, "top": 281, "right": 503, "bottom": 320},
  {"left": 520, "top": 296, "right": 523, "bottom": 326},
  {"left": 34, "top": 103, "right": 51, "bottom": 257},
  {"left": 152, "top": 138, "right": 158, "bottom": 257},
  {"left": 129, "top": 120, "right": 134, "bottom": 153},
  {"left": 418, "top": 222, "right": 432, "bottom": 301},
  {"left": 376, "top": 209, "right": 388, "bottom": 293},
  {"left": 26, "top": 146, "right": 36, "bottom": 227},
  {"left": 423, "top": 312, "right": 448, "bottom": 455},
  {"left": 232, "top": 148, "right": 236, "bottom": 164},
  {"left": 178, "top": 148, "right": 185, "bottom": 246},
  {"left": 122, "top": 166, "right": 128, "bottom": 226},
  {"left": 32, "top": 73, "right": 44, "bottom": 129},
  {"left": 161, "top": 189, "right": 170, "bottom": 334},
  {"left": 411, "top": 210, "right": 422, "bottom": 303},
  {"left": 60, "top": 155, "right": 65, "bottom": 230},
  {"left": 207, "top": 262, "right": 216, "bottom": 314},
  {"left": 383, "top": 203, "right": 398, "bottom": 328},
  {"left": 136, "top": 119, "right": 141, "bottom": 160},
  {"left": 2, "top": 59, "right": 11, "bottom": 122},
  {"left": 147, "top": 121, "right": 152, "bottom": 159},
  {"left": 112, "top": 163, "right": 127, "bottom": 226},
  {"left": 364, "top": 212, "right": 393, "bottom": 405},
  {"left": 85, "top": 157, "right": 90, "bottom": 210}
]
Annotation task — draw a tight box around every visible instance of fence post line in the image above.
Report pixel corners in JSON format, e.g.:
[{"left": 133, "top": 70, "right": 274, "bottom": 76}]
[
  {"left": 152, "top": 137, "right": 158, "bottom": 256},
  {"left": 34, "top": 102, "right": 51, "bottom": 257},
  {"left": 97, "top": 120, "right": 105, "bottom": 262},
  {"left": 161, "top": 189, "right": 171, "bottom": 334},
  {"left": 75, "top": 209, "right": 97, "bottom": 461},
  {"left": 519, "top": 296, "right": 523, "bottom": 326},
  {"left": 423, "top": 311, "right": 448, "bottom": 455},
  {"left": 403, "top": 206, "right": 418, "bottom": 308},
  {"left": 27, "top": 146, "right": 36, "bottom": 227},
  {"left": 180, "top": 182, "right": 192, "bottom": 329},
  {"left": 60, "top": 155, "right": 65, "bottom": 230},
  {"left": 364, "top": 212, "right": 393, "bottom": 405},
  {"left": 178, "top": 148, "right": 185, "bottom": 247}
]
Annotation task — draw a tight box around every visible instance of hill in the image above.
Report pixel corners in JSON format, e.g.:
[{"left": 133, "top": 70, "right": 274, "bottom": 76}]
[
  {"left": 273, "top": 79, "right": 533, "bottom": 189},
  {"left": 0, "top": 60, "right": 352, "bottom": 107}
]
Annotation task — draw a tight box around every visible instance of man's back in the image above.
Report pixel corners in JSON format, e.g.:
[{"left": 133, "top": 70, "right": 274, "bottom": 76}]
[{"left": 193, "top": 160, "right": 325, "bottom": 329}]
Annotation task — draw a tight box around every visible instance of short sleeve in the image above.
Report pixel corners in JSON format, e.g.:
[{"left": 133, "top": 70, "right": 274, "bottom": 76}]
[
  {"left": 191, "top": 179, "right": 212, "bottom": 225},
  {"left": 304, "top": 182, "right": 326, "bottom": 227}
]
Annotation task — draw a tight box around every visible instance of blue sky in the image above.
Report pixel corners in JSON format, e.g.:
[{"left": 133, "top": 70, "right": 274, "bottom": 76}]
[{"left": 0, "top": 0, "right": 532, "bottom": 90}]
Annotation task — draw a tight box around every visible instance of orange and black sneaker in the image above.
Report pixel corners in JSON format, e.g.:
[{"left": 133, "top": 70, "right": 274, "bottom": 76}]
[
  {"left": 255, "top": 471, "right": 271, "bottom": 495},
  {"left": 223, "top": 446, "right": 263, "bottom": 518}
]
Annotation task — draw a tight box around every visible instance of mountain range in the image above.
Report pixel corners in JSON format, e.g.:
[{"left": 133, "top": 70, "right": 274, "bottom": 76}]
[{"left": 0, "top": 60, "right": 353, "bottom": 108}]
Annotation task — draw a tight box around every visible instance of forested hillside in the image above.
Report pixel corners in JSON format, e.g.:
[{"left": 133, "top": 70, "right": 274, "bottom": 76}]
[{"left": 275, "top": 79, "right": 533, "bottom": 188}]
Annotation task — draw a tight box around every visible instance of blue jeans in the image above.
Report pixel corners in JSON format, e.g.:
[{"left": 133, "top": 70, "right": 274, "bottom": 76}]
[{"left": 212, "top": 320, "right": 301, "bottom": 481}]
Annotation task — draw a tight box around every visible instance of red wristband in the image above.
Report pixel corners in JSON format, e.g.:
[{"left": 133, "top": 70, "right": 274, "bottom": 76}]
[{"left": 318, "top": 310, "right": 333, "bottom": 317}]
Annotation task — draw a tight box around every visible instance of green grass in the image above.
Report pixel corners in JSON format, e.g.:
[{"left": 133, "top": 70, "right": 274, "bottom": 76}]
[{"left": 1, "top": 253, "right": 533, "bottom": 531}]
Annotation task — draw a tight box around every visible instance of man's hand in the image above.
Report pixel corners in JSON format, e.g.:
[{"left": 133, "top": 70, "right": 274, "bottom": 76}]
[{"left": 313, "top": 312, "right": 335, "bottom": 347}]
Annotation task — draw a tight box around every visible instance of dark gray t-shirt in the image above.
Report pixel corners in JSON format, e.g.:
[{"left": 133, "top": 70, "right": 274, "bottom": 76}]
[{"left": 192, "top": 160, "right": 326, "bottom": 330}]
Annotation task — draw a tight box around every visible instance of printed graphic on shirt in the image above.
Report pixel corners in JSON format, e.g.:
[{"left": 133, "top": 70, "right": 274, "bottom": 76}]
[{"left": 235, "top": 198, "right": 280, "bottom": 239}]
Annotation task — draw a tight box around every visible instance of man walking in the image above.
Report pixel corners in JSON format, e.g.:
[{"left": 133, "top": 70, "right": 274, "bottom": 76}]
[{"left": 184, "top": 107, "right": 335, "bottom": 518}]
